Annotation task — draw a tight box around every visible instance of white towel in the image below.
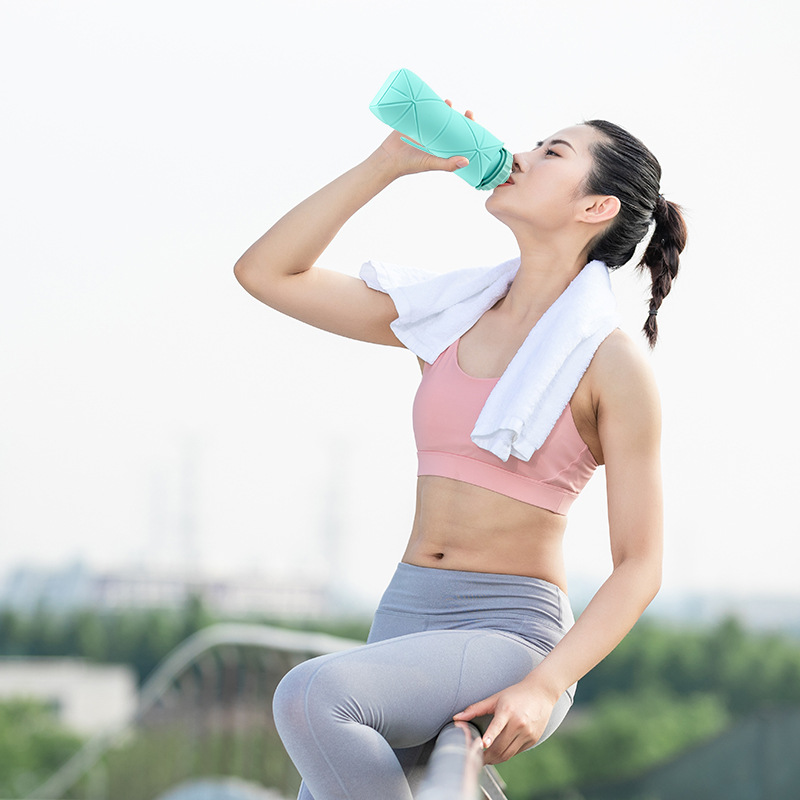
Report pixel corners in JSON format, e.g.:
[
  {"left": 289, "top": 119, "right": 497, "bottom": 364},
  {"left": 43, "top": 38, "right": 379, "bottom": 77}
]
[{"left": 359, "top": 257, "right": 620, "bottom": 461}]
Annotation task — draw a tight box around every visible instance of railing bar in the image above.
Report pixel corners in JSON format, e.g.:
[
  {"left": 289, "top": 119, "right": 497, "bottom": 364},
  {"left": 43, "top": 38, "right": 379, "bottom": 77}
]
[
  {"left": 478, "top": 765, "right": 509, "bottom": 800},
  {"left": 416, "top": 722, "right": 485, "bottom": 800}
]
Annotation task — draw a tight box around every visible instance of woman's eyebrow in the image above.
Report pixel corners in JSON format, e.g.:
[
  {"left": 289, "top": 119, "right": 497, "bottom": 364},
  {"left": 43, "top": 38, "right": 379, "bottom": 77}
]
[{"left": 537, "top": 138, "right": 576, "bottom": 153}]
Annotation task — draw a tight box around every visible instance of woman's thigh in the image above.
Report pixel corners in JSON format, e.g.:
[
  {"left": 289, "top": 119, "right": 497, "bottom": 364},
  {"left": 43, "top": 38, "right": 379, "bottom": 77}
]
[{"left": 273, "top": 627, "right": 556, "bottom": 750}]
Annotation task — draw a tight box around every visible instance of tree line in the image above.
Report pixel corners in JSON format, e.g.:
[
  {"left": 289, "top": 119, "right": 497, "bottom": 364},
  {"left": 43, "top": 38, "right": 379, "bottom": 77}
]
[
  {"left": 3, "top": 602, "right": 799, "bottom": 717},
  {"left": 0, "top": 595, "right": 213, "bottom": 685}
]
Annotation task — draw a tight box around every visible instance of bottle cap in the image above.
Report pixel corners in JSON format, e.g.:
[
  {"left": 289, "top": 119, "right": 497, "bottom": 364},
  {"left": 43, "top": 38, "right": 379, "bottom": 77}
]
[{"left": 475, "top": 148, "right": 513, "bottom": 190}]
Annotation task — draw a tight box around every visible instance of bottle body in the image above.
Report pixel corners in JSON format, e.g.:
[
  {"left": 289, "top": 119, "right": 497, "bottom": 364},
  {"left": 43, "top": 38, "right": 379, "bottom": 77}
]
[{"left": 369, "top": 68, "right": 512, "bottom": 191}]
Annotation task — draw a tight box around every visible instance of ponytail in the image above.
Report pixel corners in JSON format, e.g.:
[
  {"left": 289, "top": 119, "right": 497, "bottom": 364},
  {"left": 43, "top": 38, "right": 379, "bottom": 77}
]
[
  {"left": 637, "top": 195, "right": 688, "bottom": 348},
  {"left": 583, "top": 120, "right": 688, "bottom": 347}
]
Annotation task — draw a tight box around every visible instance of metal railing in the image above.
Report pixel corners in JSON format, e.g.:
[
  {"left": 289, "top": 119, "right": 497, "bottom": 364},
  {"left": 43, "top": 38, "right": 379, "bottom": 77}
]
[{"left": 417, "top": 722, "right": 507, "bottom": 800}]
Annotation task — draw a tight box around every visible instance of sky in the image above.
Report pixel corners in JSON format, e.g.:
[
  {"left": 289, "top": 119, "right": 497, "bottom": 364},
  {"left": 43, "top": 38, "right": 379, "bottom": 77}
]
[{"left": 1, "top": 0, "right": 798, "bottom": 610}]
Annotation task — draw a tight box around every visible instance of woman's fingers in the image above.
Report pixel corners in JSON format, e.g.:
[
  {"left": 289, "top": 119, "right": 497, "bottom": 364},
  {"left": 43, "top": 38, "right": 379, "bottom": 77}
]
[
  {"left": 484, "top": 730, "right": 530, "bottom": 765},
  {"left": 379, "top": 97, "right": 469, "bottom": 173},
  {"left": 482, "top": 717, "right": 539, "bottom": 764},
  {"left": 480, "top": 709, "right": 509, "bottom": 752},
  {"left": 457, "top": 682, "right": 556, "bottom": 764},
  {"left": 455, "top": 697, "right": 520, "bottom": 763},
  {"left": 445, "top": 98, "right": 476, "bottom": 121},
  {"left": 453, "top": 696, "right": 495, "bottom": 721},
  {"left": 480, "top": 707, "right": 545, "bottom": 763}
]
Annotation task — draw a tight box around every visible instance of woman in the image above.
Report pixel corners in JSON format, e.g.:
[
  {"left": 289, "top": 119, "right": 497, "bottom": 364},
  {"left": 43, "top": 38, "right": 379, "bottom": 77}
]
[{"left": 234, "top": 105, "right": 687, "bottom": 800}]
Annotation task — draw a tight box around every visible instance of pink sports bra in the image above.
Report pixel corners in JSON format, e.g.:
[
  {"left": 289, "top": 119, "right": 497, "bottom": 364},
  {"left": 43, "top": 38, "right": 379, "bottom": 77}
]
[{"left": 412, "top": 338, "right": 598, "bottom": 515}]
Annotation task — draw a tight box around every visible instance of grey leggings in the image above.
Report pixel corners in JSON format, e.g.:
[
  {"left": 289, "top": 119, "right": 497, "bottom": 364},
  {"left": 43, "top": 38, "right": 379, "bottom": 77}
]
[{"left": 272, "top": 562, "right": 576, "bottom": 800}]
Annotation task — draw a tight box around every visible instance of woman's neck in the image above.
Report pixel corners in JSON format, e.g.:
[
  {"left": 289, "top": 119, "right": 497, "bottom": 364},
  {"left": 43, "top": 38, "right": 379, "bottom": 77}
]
[{"left": 499, "top": 240, "right": 589, "bottom": 325}]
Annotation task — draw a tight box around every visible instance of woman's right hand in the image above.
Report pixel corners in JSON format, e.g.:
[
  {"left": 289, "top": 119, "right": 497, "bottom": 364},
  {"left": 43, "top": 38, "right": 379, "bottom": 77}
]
[{"left": 371, "top": 100, "right": 474, "bottom": 178}]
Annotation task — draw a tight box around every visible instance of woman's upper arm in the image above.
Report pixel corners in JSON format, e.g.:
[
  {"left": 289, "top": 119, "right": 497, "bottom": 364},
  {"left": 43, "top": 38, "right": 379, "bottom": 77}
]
[
  {"left": 594, "top": 334, "right": 664, "bottom": 571},
  {"left": 234, "top": 262, "right": 405, "bottom": 347}
]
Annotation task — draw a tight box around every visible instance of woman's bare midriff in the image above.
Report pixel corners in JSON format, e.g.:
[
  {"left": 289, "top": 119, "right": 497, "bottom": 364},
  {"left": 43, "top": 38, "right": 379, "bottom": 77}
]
[{"left": 401, "top": 475, "right": 571, "bottom": 592}]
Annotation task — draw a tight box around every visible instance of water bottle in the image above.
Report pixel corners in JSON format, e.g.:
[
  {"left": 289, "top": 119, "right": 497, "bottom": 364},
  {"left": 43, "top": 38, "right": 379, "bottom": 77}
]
[{"left": 369, "top": 68, "right": 513, "bottom": 191}]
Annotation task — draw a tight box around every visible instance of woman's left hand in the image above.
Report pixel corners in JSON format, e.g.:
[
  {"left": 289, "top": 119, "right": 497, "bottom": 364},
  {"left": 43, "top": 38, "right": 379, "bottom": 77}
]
[{"left": 452, "top": 681, "right": 559, "bottom": 764}]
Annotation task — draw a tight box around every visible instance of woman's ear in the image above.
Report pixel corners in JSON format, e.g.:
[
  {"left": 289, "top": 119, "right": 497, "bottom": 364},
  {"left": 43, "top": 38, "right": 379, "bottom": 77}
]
[{"left": 580, "top": 195, "right": 621, "bottom": 226}]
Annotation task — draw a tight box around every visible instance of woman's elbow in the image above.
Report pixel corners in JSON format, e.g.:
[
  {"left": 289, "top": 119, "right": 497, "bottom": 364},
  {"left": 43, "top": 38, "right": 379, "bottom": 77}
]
[
  {"left": 639, "top": 558, "right": 663, "bottom": 605},
  {"left": 233, "top": 253, "right": 273, "bottom": 302},
  {"left": 233, "top": 253, "right": 254, "bottom": 289},
  {"left": 615, "top": 554, "right": 662, "bottom": 607},
  {"left": 647, "top": 566, "right": 662, "bottom": 602}
]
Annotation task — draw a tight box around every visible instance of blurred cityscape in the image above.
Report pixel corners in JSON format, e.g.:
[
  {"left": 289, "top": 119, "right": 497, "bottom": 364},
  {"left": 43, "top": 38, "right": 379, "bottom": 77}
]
[
  {"left": 0, "top": 561, "right": 332, "bottom": 621},
  {"left": 2, "top": 558, "right": 799, "bottom": 633}
]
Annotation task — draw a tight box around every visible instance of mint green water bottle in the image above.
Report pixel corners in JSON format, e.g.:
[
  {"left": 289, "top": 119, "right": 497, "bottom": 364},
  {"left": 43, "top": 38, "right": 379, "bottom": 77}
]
[{"left": 369, "top": 68, "right": 513, "bottom": 190}]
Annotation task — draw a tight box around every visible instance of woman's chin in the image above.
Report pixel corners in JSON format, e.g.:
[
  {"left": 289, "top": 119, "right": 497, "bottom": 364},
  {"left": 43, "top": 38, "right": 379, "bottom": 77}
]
[
  {"left": 484, "top": 198, "right": 517, "bottom": 228},
  {"left": 484, "top": 195, "right": 504, "bottom": 218}
]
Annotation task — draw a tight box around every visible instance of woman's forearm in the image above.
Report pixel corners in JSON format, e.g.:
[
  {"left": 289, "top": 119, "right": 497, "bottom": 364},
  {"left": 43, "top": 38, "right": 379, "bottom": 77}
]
[
  {"left": 234, "top": 148, "right": 400, "bottom": 284},
  {"left": 524, "top": 556, "right": 661, "bottom": 701}
]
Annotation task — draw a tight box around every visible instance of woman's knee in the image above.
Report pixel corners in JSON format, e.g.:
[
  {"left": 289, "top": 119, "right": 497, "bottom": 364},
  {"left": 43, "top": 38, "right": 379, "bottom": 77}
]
[
  {"left": 272, "top": 653, "right": 361, "bottom": 734},
  {"left": 273, "top": 658, "right": 318, "bottom": 732}
]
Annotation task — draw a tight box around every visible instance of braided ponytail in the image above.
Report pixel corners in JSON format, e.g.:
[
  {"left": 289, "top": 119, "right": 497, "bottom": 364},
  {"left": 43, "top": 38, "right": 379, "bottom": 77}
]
[
  {"left": 637, "top": 195, "right": 688, "bottom": 347},
  {"left": 583, "top": 120, "right": 688, "bottom": 347}
]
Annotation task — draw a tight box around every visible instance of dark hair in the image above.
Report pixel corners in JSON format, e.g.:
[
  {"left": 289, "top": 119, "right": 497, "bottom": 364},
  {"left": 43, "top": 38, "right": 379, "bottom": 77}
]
[{"left": 582, "top": 120, "right": 688, "bottom": 347}]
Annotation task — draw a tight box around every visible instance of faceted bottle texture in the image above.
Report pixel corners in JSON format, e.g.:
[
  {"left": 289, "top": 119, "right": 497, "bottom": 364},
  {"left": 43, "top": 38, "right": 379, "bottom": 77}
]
[{"left": 370, "top": 68, "right": 512, "bottom": 190}]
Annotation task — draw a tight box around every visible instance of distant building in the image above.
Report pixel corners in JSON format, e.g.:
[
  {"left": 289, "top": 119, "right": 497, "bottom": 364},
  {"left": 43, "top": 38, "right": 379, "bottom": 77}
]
[
  {"left": 0, "top": 562, "right": 332, "bottom": 619},
  {"left": 0, "top": 561, "right": 95, "bottom": 613},
  {"left": 0, "top": 657, "right": 138, "bottom": 735}
]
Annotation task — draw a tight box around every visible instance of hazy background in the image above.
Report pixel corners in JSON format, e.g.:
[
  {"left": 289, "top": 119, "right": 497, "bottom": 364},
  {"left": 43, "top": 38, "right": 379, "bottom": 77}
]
[{"left": 2, "top": 0, "right": 798, "bottom": 610}]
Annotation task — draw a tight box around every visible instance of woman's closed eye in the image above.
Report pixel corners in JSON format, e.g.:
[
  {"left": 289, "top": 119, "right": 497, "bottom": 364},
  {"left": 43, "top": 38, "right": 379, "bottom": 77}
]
[{"left": 531, "top": 142, "right": 560, "bottom": 157}]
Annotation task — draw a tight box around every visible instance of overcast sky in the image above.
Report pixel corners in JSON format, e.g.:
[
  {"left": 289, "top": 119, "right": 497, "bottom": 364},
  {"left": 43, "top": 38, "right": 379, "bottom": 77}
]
[{"left": 2, "top": 0, "right": 798, "bottom": 609}]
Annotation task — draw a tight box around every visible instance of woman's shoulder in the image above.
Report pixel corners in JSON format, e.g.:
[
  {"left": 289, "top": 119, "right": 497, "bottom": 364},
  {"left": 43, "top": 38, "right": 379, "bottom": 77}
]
[
  {"left": 570, "top": 329, "right": 661, "bottom": 463},
  {"left": 588, "top": 328, "right": 661, "bottom": 410}
]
